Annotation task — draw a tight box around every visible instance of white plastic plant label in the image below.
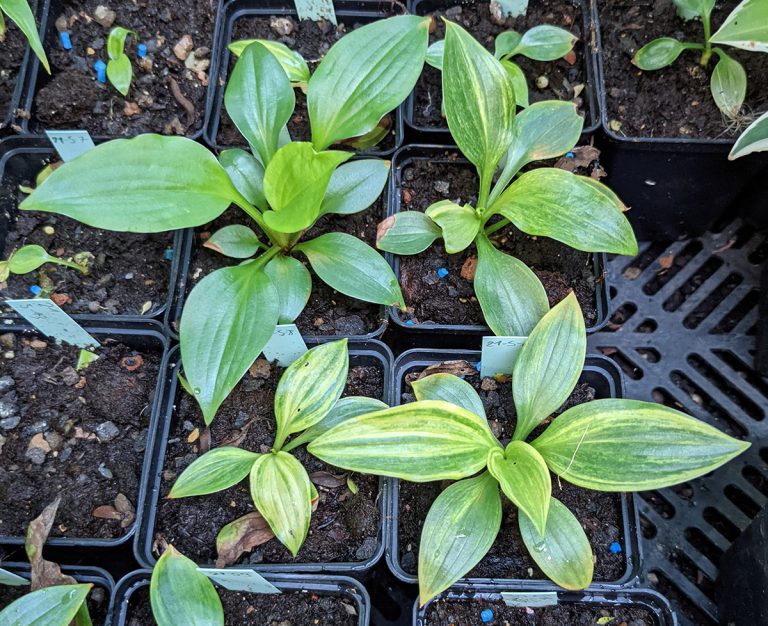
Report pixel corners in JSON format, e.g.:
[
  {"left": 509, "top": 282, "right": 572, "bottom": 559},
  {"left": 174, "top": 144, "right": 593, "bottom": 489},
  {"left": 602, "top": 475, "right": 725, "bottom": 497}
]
[
  {"left": 197, "top": 568, "right": 280, "bottom": 594},
  {"left": 262, "top": 324, "right": 308, "bottom": 367},
  {"left": 45, "top": 130, "right": 96, "bottom": 161},
  {"left": 294, "top": 0, "right": 337, "bottom": 24},
  {"left": 480, "top": 336, "right": 527, "bottom": 378},
  {"left": 501, "top": 591, "right": 558, "bottom": 607},
  {"left": 0, "top": 568, "right": 29, "bottom": 586},
  {"left": 6, "top": 299, "right": 99, "bottom": 348}
]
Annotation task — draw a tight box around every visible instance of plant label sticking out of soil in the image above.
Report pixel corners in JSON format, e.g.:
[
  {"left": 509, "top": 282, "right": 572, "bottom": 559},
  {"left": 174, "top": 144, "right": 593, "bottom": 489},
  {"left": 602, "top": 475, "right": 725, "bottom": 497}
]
[
  {"left": 6, "top": 298, "right": 99, "bottom": 347},
  {"left": 196, "top": 568, "right": 281, "bottom": 594},
  {"left": 480, "top": 335, "right": 527, "bottom": 378},
  {"left": 294, "top": 0, "right": 337, "bottom": 25},
  {"left": 501, "top": 591, "right": 559, "bottom": 608},
  {"left": 45, "top": 130, "right": 95, "bottom": 161},
  {"left": 0, "top": 568, "right": 28, "bottom": 586},
  {"left": 262, "top": 323, "right": 307, "bottom": 367}
]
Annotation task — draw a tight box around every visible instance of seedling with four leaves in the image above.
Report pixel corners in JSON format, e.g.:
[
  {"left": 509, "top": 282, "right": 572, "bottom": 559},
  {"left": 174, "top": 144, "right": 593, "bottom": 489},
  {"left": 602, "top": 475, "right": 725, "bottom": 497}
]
[{"left": 308, "top": 292, "right": 750, "bottom": 604}]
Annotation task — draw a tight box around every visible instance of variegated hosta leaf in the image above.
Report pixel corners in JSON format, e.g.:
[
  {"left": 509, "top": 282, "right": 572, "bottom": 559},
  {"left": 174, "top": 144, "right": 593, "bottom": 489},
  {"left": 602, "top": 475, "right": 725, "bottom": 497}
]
[
  {"left": 169, "top": 447, "right": 261, "bottom": 498},
  {"left": 411, "top": 373, "right": 487, "bottom": 421}
]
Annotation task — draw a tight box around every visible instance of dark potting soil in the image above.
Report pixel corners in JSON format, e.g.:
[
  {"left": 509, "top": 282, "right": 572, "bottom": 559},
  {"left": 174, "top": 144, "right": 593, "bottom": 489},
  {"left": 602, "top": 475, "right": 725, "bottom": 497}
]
[
  {"left": 397, "top": 366, "right": 626, "bottom": 581},
  {"left": 0, "top": 163, "right": 173, "bottom": 316},
  {"left": 31, "top": 0, "right": 215, "bottom": 136},
  {"left": 0, "top": 581, "right": 110, "bottom": 623},
  {"left": 154, "top": 360, "right": 384, "bottom": 565},
  {"left": 0, "top": 2, "right": 35, "bottom": 120},
  {"left": 425, "top": 598, "right": 656, "bottom": 626},
  {"left": 125, "top": 584, "right": 359, "bottom": 626},
  {"left": 0, "top": 335, "right": 161, "bottom": 539},
  {"left": 181, "top": 199, "right": 387, "bottom": 337},
  {"left": 216, "top": 14, "right": 397, "bottom": 152},
  {"left": 412, "top": 1, "right": 589, "bottom": 128},
  {"left": 397, "top": 157, "right": 599, "bottom": 327},
  {"left": 599, "top": 0, "right": 768, "bottom": 139}
]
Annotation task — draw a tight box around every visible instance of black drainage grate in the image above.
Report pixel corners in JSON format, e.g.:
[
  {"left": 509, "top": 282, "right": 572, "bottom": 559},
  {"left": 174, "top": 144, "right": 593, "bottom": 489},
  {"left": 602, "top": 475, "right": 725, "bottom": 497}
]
[{"left": 588, "top": 219, "right": 768, "bottom": 626}]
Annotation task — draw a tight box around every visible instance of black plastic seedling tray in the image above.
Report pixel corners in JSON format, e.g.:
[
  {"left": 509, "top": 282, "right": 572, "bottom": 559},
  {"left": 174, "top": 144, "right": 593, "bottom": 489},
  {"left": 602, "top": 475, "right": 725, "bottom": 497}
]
[
  {"left": 111, "top": 569, "right": 371, "bottom": 626},
  {"left": 134, "top": 339, "right": 394, "bottom": 574},
  {"left": 0, "top": 321, "right": 170, "bottom": 550},
  {"left": 403, "top": 0, "right": 601, "bottom": 138},
  {"left": 386, "top": 349, "right": 642, "bottom": 590},
  {"left": 206, "top": 0, "right": 405, "bottom": 156}
]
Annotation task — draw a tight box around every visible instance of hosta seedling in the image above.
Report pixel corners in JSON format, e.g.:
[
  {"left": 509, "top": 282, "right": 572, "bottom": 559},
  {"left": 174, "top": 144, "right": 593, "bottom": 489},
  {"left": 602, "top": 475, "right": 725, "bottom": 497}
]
[
  {"left": 19, "top": 15, "right": 430, "bottom": 425},
  {"left": 308, "top": 292, "right": 750, "bottom": 604},
  {"left": 633, "top": 0, "right": 768, "bottom": 120},
  {"left": 0, "top": 0, "right": 49, "bottom": 74},
  {"left": 169, "top": 340, "right": 387, "bottom": 559},
  {"left": 378, "top": 20, "right": 636, "bottom": 336},
  {"left": 105, "top": 26, "right": 134, "bottom": 96},
  {"left": 0, "top": 244, "right": 92, "bottom": 283}
]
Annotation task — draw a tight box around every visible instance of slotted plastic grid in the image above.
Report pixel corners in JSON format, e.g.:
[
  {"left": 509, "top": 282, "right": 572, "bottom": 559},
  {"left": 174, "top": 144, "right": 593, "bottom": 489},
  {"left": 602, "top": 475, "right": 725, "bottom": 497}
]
[{"left": 588, "top": 219, "right": 768, "bottom": 626}]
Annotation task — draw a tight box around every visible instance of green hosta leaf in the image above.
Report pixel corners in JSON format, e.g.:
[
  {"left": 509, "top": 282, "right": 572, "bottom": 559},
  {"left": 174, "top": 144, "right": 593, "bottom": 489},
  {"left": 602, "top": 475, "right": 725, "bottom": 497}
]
[
  {"left": 418, "top": 472, "right": 502, "bottom": 605},
  {"left": 342, "top": 119, "right": 390, "bottom": 150},
  {"left": 320, "top": 159, "right": 390, "bottom": 216},
  {"left": 425, "top": 201, "right": 480, "bottom": 254},
  {"left": 511, "top": 25, "right": 576, "bottom": 61},
  {"left": 710, "top": 52, "right": 746, "bottom": 119},
  {"left": 263, "top": 142, "right": 351, "bottom": 233},
  {"left": 180, "top": 265, "right": 279, "bottom": 425},
  {"left": 285, "top": 396, "right": 388, "bottom": 451},
  {"left": 273, "top": 339, "right": 348, "bottom": 449},
  {"left": 730, "top": 110, "right": 768, "bottom": 159},
  {"left": 309, "top": 15, "right": 430, "bottom": 150},
  {"left": 443, "top": 20, "right": 515, "bottom": 199},
  {"left": 1, "top": 0, "right": 49, "bottom": 72},
  {"left": 519, "top": 497, "right": 593, "bottom": 590},
  {"left": 474, "top": 234, "right": 549, "bottom": 336},
  {"left": 711, "top": 0, "right": 768, "bottom": 52},
  {"left": 107, "top": 54, "right": 132, "bottom": 95},
  {"left": 21, "top": 135, "right": 241, "bottom": 232},
  {"left": 228, "top": 39, "right": 310, "bottom": 85},
  {"left": 632, "top": 38, "right": 688, "bottom": 70},
  {"left": 204, "top": 225, "right": 262, "bottom": 259},
  {"left": 376, "top": 212, "right": 441, "bottom": 255},
  {"left": 218, "top": 149, "right": 266, "bottom": 210},
  {"left": 500, "top": 59, "right": 528, "bottom": 107},
  {"left": 250, "top": 452, "right": 313, "bottom": 556},
  {"left": 673, "top": 0, "right": 715, "bottom": 20},
  {"left": 532, "top": 399, "right": 751, "bottom": 491},
  {"left": 495, "top": 31, "right": 523, "bottom": 58},
  {"left": 412, "top": 373, "right": 486, "bottom": 421},
  {"left": 512, "top": 292, "right": 586, "bottom": 441},
  {"left": 0, "top": 584, "right": 91, "bottom": 626},
  {"left": 263, "top": 255, "right": 312, "bottom": 324},
  {"left": 169, "top": 447, "right": 261, "bottom": 498},
  {"left": 107, "top": 26, "right": 132, "bottom": 59},
  {"left": 296, "top": 232, "right": 405, "bottom": 309},
  {"left": 489, "top": 443, "right": 551, "bottom": 535},
  {"left": 308, "top": 400, "right": 501, "bottom": 481},
  {"left": 225, "top": 41, "right": 295, "bottom": 165},
  {"left": 576, "top": 176, "right": 628, "bottom": 212},
  {"left": 426, "top": 39, "right": 444, "bottom": 70},
  {"left": 493, "top": 168, "right": 638, "bottom": 255},
  {"left": 151, "top": 546, "right": 223, "bottom": 626}
]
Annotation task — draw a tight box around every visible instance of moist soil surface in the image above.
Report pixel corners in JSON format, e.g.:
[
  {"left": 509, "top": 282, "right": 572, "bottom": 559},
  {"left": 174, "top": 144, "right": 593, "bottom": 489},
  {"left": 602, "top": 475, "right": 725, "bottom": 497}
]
[
  {"left": 0, "top": 580, "right": 110, "bottom": 623},
  {"left": 216, "top": 13, "right": 397, "bottom": 152},
  {"left": 396, "top": 157, "right": 599, "bottom": 327},
  {"left": 125, "top": 584, "right": 359, "bottom": 626},
  {"left": 181, "top": 199, "right": 387, "bottom": 337},
  {"left": 154, "top": 358, "right": 384, "bottom": 566},
  {"left": 0, "top": 2, "right": 34, "bottom": 121},
  {"left": 30, "top": 0, "right": 215, "bottom": 136},
  {"left": 0, "top": 334, "right": 161, "bottom": 539},
  {"left": 412, "top": 0, "right": 590, "bottom": 129},
  {"left": 600, "top": 0, "right": 768, "bottom": 139},
  {"left": 396, "top": 365, "right": 626, "bottom": 581},
  {"left": 425, "top": 598, "right": 656, "bottom": 626},
  {"left": 1, "top": 159, "right": 173, "bottom": 317}
]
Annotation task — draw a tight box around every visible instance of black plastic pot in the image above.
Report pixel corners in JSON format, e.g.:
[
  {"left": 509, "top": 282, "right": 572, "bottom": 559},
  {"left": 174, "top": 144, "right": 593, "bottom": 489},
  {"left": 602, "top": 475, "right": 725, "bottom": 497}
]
[
  {"left": 0, "top": 322, "right": 170, "bottom": 550},
  {"left": 386, "top": 349, "right": 642, "bottom": 589},
  {"left": 0, "top": 562, "right": 115, "bottom": 625},
  {"left": 206, "top": 0, "right": 405, "bottom": 156},
  {"left": 386, "top": 145, "right": 610, "bottom": 346},
  {"left": 111, "top": 569, "right": 371, "bottom": 625},
  {"left": 0, "top": 135, "right": 188, "bottom": 326},
  {"left": 403, "top": 0, "right": 601, "bottom": 138},
  {"left": 134, "top": 339, "right": 394, "bottom": 573},
  {"left": 17, "top": 0, "right": 223, "bottom": 139},
  {"left": 413, "top": 585, "right": 675, "bottom": 625},
  {"left": 592, "top": 0, "right": 768, "bottom": 241}
]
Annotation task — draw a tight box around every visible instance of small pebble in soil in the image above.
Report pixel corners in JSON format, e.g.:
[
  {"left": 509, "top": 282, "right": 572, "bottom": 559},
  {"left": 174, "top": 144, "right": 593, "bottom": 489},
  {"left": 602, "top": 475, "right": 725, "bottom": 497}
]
[
  {"left": 97, "top": 463, "right": 113, "bottom": 479},
  {"left": 355, "top": 536, "right": 378, "bottom": 560},
  {"left": 95, "top": 421, "right": 120, "bottom": 442},
  {"left": 480, "top": 608, "right": 493, "bottom": 622},
  {"left": 433, "top": 180, "right": 450, "bottom": 195},
  {"left": 536, "top": 75, "right": 549, "bottom": 89},
  {"left": 1, "top": 415, "right": 21, "bottom": 430},
  {"left": 0, "top": 377, "right": 14, "bottom": 393},
  {"left": 25, "top": 447, "right": 47, "bottom": 465},
  {"left": 610, "top": 542, "right": 622, "bottom": 554},
  {"left": 42, "top": 225, "right": 55, "bottom": 235}
]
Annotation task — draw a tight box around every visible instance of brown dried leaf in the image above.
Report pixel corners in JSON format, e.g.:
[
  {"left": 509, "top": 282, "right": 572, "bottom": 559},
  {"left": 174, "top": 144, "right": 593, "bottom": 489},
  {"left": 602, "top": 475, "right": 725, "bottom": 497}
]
[
  {"left": 563, "top": 49, "right": 577, "bottom": 65},
  {"left": 248, "top": 358, "right": 271, "bottom": 379},
  {"left": 310, "top": 471, "right": 347, "bottom": 489},
  {"left": 554, "top": 145, "right": 601, "bottom": 172},
  {"left": 215, "top": 512, "right": 275, "bottom": 568},
  {"left": 657, "top": 252, "right": 675, "bottom": 270},
  {"left": 25, "top": 497, "right": 76, "bottom": 591},
  {"left": 408, "top": 360, "right": 476, "bottom": 384},
  {"left": 92, "top": 505, "right": 122, "bottom": 520}
]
